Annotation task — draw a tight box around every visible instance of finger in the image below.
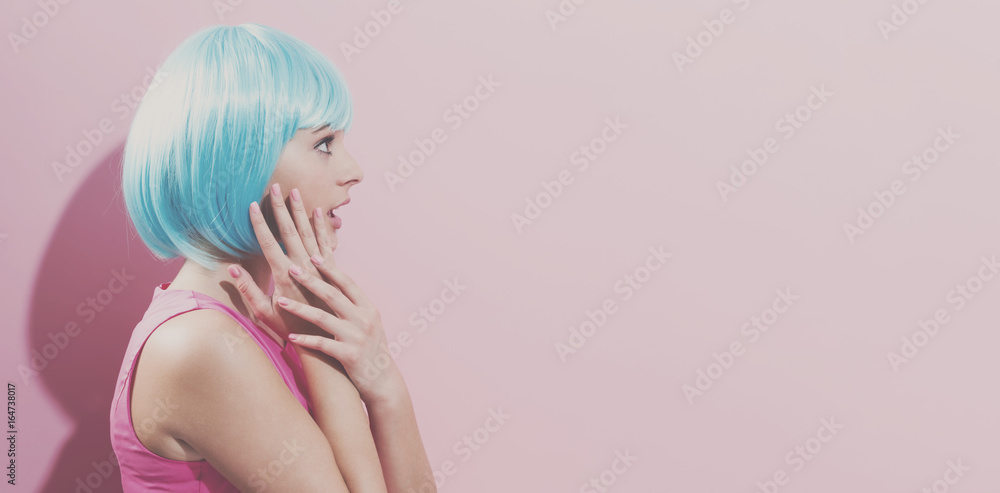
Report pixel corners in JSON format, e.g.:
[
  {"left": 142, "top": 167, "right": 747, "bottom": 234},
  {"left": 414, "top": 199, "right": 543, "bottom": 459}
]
[
  {"left": 226, "top": 264, "right": 275, "bottom": 325},
  {"left": 268, "top": 183, "right": 309, "bottom": 260},
  {"left": 312, "top": 207, "right": 336, "bottom": 261},
  {"left": 286, "top": 333, "right": 349, "bottom": 363},
  {"left": 248, "top": 202, "right": 289, "bottom": 272},
  {"left": 308, "top": 254, "right": 373, "bottom": 310},
  {"left": 288, "top": 188, "right": 320, "bottom": 258},
  {"left": 287, "top": 264, "right": 354, "bottom": 320},
  {"left": 276, "top": 295, "right": 349, "bottom": 341}
]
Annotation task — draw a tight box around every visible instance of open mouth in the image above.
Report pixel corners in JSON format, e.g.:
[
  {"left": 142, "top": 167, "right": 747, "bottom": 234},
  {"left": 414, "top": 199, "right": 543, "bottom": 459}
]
[
  {"left": 327, "top": 209, "right": 343, "bottom": 229},
  {"left": 326, "top": 198, "right": 349, "bottom": 230}
]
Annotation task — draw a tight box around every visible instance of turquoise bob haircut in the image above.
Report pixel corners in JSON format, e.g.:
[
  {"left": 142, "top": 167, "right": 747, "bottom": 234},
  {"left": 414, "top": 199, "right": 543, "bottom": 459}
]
[{"left": 122, "top": 23, "right": 354, "bottom": 270}]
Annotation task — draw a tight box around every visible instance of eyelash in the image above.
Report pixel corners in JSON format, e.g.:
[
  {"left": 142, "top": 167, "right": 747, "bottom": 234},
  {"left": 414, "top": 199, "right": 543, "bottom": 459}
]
[{"left": 314, "top": 135, "right": 334, "bottom": 154}]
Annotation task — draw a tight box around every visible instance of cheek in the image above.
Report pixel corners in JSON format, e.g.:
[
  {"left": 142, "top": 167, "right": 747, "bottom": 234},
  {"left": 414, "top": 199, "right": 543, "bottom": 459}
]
[
  {"left": 301, "top": 188, "right": 332, "bottom": 218},
  {"left": 302, "top": 198, "right": 322, "bottom": 220}
]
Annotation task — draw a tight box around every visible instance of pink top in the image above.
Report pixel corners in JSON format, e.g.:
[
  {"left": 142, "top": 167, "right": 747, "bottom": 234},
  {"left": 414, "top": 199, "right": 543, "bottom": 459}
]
[{"left": 109, "top": 282, "right": 313, "bottom": 492}]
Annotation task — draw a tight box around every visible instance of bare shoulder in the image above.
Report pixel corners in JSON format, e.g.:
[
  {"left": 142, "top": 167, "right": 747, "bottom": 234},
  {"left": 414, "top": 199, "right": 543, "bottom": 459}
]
[
  {"left": 131, "top": 308, "right": 273, "bottom": 460},
  {"left": 146, "top": 308, "right": 255, "bottom": 363},
  {"left": 140, "top": 307, "right": 277, "bottom": 398},
  {"left": 133, "top": 307, "right": 348, "bottom": 491}
]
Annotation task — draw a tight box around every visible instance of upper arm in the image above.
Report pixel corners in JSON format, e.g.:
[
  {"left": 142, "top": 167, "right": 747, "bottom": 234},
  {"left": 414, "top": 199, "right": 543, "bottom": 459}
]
[{"left": 143, "top": 310, "right": 349, "bottom": 493}]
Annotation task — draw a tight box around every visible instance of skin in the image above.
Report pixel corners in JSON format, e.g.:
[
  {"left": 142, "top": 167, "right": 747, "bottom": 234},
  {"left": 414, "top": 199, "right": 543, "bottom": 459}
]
[{"left": 129, "top": 126, "right": 435, "bottom": 492}]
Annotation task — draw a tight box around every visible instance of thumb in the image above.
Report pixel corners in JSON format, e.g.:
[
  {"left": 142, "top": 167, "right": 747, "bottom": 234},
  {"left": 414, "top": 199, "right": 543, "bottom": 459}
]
[{"left": 226, "top": 264, "right": 274, "bottom": 323}]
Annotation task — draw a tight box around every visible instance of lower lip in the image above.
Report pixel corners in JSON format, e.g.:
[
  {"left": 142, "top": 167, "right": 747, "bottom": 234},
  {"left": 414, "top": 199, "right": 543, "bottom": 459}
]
[{"left": 329, "top": 212, "right": 342, "bottom": 229}]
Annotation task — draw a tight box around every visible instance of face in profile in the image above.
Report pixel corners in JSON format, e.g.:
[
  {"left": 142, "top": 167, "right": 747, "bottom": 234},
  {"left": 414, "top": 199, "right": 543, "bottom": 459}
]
[
  {"left": 261, "top": 125, "right": 364, "bottom": 252},
  {"left": 122, "top": 23, "right": 360, "bottom": 269}
]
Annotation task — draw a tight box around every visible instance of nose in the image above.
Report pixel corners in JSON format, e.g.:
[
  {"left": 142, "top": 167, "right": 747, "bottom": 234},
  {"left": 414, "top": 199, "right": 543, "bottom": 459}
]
[{"left": 339, "top": 151, "right": 365, "bottom": 187}]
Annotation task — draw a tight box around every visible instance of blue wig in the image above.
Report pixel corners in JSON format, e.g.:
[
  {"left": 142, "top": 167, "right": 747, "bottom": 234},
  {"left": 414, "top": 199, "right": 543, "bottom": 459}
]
[{"left": 121, "top": 23, "right": 354, "bottom": 270}]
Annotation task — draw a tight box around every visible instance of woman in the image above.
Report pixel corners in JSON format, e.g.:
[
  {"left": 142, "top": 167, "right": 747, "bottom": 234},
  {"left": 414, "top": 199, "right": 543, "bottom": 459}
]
[{"left": 110, "top": 23, "right": 434, "bottom": 492}]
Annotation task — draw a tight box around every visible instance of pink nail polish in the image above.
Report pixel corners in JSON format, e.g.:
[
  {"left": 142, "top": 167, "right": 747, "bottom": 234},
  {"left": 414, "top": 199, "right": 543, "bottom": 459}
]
[
  {"left": 290, "top": 188, "right": 301, "bottom": 202},
  {"left": 311, "top": 254, "right": 324, "bottom": 265},
  {"left": 250, "top": 201, "right": 260, "bottom": 214},
  {"left": 277, "top": 297, "right": 291, "bottom": 306},
  {"left": 271, "top": 183, "right": 280, "bottom": 196},
  {"left": 314, "top": 207, "right": 323, "bottom": 219},
  {"left": 289, "top": 264, "right": 303, "bottom": 275},
  {"left": 228, "top": 265, "right": 240, "bottom": 278}
]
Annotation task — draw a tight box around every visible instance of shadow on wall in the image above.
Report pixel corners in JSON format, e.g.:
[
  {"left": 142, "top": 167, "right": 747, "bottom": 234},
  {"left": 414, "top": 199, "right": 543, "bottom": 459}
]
[{"left": 28, "top": 140, "right": 180, "bottom": 493}]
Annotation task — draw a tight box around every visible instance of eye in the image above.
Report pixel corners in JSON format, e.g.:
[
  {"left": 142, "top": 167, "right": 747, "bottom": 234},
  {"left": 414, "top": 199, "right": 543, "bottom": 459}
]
[{"left": 314, "top": 135, "right": 334, "bottom": 155}]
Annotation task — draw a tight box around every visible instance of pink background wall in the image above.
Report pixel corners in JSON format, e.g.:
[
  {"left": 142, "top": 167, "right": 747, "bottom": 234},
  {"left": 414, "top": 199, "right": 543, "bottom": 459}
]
[{"left": 3, "top": 0, "right": 1000, "bottom": 491}]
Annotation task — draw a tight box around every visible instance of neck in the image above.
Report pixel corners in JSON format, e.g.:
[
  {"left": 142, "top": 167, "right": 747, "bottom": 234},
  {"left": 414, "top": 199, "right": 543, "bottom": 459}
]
[{"left": 166, "top": 256, "right": 286, "bottom": 349}]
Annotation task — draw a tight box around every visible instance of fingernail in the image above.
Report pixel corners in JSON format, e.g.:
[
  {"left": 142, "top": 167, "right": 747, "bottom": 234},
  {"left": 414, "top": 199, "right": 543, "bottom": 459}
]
[
  {"left": 271, "top": 183, "right": 280, "bottom": 196},
  {"left": 250, "top": 201, "right": 260, "bottom": 214},
  {"left": 288, "top": 334, "right": 298, "bottom": 341},
  {"left": 311, "top": 254, "right": 324, "bottom": 265},
  {"left": 277, "top": 296, "right": 291, "bottom": 306},
  {"left": 314, "top": 207, "right": 323, "bottom": 219},
  {"left": 228, "top": 265, "right": 240, "bottom": 278},
  {"left": 290, "top": 188, "right": 301, "bottom": 202},
  {"left": 289, "top": 264, "right": 303, "bottom": 276}
]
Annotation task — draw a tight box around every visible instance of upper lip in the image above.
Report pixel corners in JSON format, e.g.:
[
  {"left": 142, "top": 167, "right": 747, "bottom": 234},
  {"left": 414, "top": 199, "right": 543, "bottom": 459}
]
[{"left": 332, "top": 198, "right": 350, "bottom": 210}]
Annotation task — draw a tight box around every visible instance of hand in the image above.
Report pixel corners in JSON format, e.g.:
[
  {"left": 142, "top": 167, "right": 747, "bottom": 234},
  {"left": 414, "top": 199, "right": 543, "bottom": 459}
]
[
  {"left": 277, "top": 258, "right": 402, "bottom": 405},
  {"left": 225, "top": 183, "right": 336, "bottom": 340}
]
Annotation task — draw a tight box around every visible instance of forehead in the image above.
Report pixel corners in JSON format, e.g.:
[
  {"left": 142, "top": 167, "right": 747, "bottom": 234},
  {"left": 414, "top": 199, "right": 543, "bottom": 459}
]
[{"left": 290, "top": 125, "right": 334, "bottom": 140}]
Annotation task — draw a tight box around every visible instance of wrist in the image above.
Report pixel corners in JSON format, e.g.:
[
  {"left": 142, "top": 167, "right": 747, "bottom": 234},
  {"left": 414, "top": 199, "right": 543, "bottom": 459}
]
[{"left": 360, "top": 362, "right": 408, "bottom": 408}]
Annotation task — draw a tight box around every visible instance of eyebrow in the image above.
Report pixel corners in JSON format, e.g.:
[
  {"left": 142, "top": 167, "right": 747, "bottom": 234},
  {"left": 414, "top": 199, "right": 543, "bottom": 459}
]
[{"left": 311, "top": 125, "right": 331, "bottom": 133}]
